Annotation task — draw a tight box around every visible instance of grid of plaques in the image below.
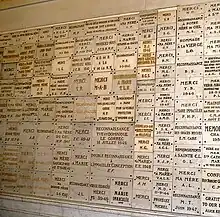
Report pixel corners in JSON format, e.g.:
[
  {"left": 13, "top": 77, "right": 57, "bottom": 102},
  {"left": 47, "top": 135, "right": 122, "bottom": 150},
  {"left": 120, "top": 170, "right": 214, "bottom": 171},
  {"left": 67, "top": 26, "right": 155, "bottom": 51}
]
[{"left": 1, "top": 2, "right": 220, "bottom": 217}]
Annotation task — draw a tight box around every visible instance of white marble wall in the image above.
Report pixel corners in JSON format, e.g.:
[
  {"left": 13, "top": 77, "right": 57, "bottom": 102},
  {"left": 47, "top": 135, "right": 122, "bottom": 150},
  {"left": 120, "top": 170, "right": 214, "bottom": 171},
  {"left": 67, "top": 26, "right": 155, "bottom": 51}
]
[{"left": 0, "top": 0, "right": 213, "bottom": 217}]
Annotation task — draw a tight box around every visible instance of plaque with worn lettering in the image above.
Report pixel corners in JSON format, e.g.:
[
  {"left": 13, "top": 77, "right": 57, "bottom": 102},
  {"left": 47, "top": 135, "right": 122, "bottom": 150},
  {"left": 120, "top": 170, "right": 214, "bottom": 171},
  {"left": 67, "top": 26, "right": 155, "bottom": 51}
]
[
  {"left": 203, "top": 122, "right": 220, "bottom": 144},
  {"left": 136, "top": 94, "right": 154, "bottom": 108},
  {"left": 201, "top": 192, "right": 220, "bottom": 216},
  {"left": 139, "top": 11, "right": 157, "bottom": 28},
  {"left": 203, "top": 145, "right": 220, "bottom": 168},
  {"left": 175, "top": 77, "right": 203, "bottom": 99},
  {"left": 110, "top": 177, "right": 132, "bottom": 206},
  {"left": 3, "top": 145, "right": 19, "bottom": 169},
  {"left": 134, "top": 152, "right": 153, "bottom": 171},
  {"left": 157, "top": 37, "right": 175, "bottom": 51},
  {"left": 86, "top": 17, "right": 119, "bottom": 35},
  {"left": 69, "top": 22, "right": 86, "bottom": 37},
  {"left": 92, "top": 53, "right": 114, "bottom": 72},
  {"left": 53, "top": 25, "right": 69, "bottom": 40},
  {"left": 138, "top": 53, "right": 155, "bottom": 66},
  {"left": 115, "top": 52, "right": 137, "bottom": 70},
  {"left": 202, "top": 169, "right": 220, "bottom": 193},
  {"left": 0, "top": 33, "right": 11, "bottom": 47},
  {"left": 31, "top": 76, "right": 50, "bottom": 97},
  {"left": 154, "top": 137, "right": 173, "bottom": 152},
  {"left": 37, "top": 122, "right": 54, "bottom": 146},
  {"left": 52, "top": 57, "right": 71, "bottom": 76},
  {"left": 174, "top": 145, "right": 202, "bottom": 167},
  {"left": 21, "top": 30, "right": 38, "bottom": 44},
  {"left": 152, "top": 195, "right": 171, "bottom": 212},
  {"left": 33, "top": 171, "right": 51, "bottom": 197},
  {"left": 176, "top": 56, "right": 204, "bottom": 77},
  {"left": 0, "top": 63, "right": 16, "bottom": 80},
  {"left": 3, "top": 45, "right": 20, "bottom": 63},
  {"left": 55, "top": 97, "right": 74, "bottom": 121},
  {"left": 155, "top": 122, "right": 174, "bottom": 137},
  {"left": 38, "top": 98, "right": 55, "bottom": 121},
  {"left": 19, "top": 43, "right": 36, "bottom": 62},
  {"left": 17, "top": 61, "right": 34, "bottom": 78},
  {"left": 72, "top": 123, "right": 92, "bottom": 149},
  {"left": 54, "top": 122, "right": 72, "bottom": 147},
  {"left": 22, "top": 99, "right": 38, "bottom": 122},
  {"left": 51, "top": 172, "right": 69, "bottom": 199},
  {"left": 132, "top": 189, "right": 151, "bottom": 209},
  {"left": 154, "top": 152, "right": 173, "bottom": 166},
  {"left": 0, "top": 79, "right": 14, "bottom": 98},
  {"left": 133, "top": 171, "right": 152, "bottom": 190},
  {"left": 74, "top": 96, "right": 96, "bottom": 122},
  {"left": 71, "top": 148, "right": 90, "bottom": 175},
  {"left": 113, "top": 71, "right": 136, "bottom": 94},
  {"left": 139, "top": 39, "right": 156, "bottom": 54},
  {"left": 1, "top": 169, "right": 18, "bottom": 193},
  {"left": 34, "top": 59, "right": 52, "bottom": 77},
  {"left": 96, "top": 95, "right": 115, "bottom": 122},
  {"left": 173, "top": 167, "right": 201, "bottom": 191},
  {"left": 54, "top": 38, "right": 74, "bottom": 58},
  {"left": 19, "top": 171, "right": 34, "bottom": 194},
  {"left": 172, "top": 191, "right": 201, "bottom": 215},
  {"left": 117, "top": 31, "right": 138, "bottom": 52},
  {"left": 38, "top": 27, "right": 53, "bottom": 42},
  {"left": 90, "top": 72, "right": 112, "bottom": 95},
  {"left": 177, "top": 35, "right": 203, "bottom": 56},
  {"left": 36, "top": 42, "right": 54, "bottom": 60},
  {"left": 205, "top": 37, "right": 220, "bottom": 55},
  {"left": 137, "top": 80, "right": 155, "bottom": 94},
  {"left": 69, "top": 175, "right": 89, "bottom": 202},
  {"left": 174, "top": 122, "right": 202, "bottom": 144},
  {"left": 6, "top": 99, "right": 23, "bottom": 121},
  {"left": 50, "top": 76, "right": 69, "bottom": 96},
  {"left": 71, "top": 55, "right": 92, "bottom": 74},
  {"left": 74, "top": 36, "right": 94, "bottom": 56},
  {"left": 95, "top": 33, "right": 117, "bottom": 54},
  {"left": 204, "top": 78, "right": 220, "bottom": 99},
  {"left": 19, "top": 122, "right": 37, "bottom": 146},
  {"left": 153, "top": 180, "right": 172, "bottom": 197},
  {"left": 20, "top": 170, "right": 33, "bottom": 193},
  {"left": 120, "top": 14, "right": 139, "bottom": 31},
  {"left": 177, "top": 17, "right": 203, "bottom": 35},
  {"left": 92, "top": 123, "right": 134, "bottom": 149},
  {"left": 157, "top": 51, "right": 175, "bottom": 64},
  {"left": 137, "top": 66, "right": 155, "bottom": 80},
  {"left": 158, "top": 10, "right": 176, "bottom": 24},
  {"left": 156, "top": 78, "right": 174, "bottom": 93},
  {"left": 52, "top": 147, "right": 71, "bottom": 173},
  {"left": 69, "top": 73, "right": 90, "bottom": 96},
  {"left": 18, "top": 147, "right": 35, "bottom": 170},
  {"left": 0, "top": 100, "right": 7, "bottom": 120},
  {"left": 35, "top": 146, "right": 53, "bottom": 171},
  {"left": 139, "top": 26, "right": 156, "bottom": 41},
  {"left": 18, "top": 171, "right": 33, "bottom": 195},
  {"left": 178, "top": 4, "right": 204, "bottom": 19},
  {"left": 157, "top": 23, "right": 176, "bottom": 38},
  {"left": 155, "top": 93, "right": 174, "bottom": 107},
  {"left": 11, "top": 32, "right": 21, "bottom": 45},
  {"left": 175, "top": 99, "right": 203, "bottom": 122},
  {"left": 153, "top": 166, "right": 172, "bottom": 182},
  {"left": 89, "top": 176, "right": 110, "bottom": 204},
  {"left": 90, "top": 149, "right": 133, "bottom": 178},
  {"left": 115, "top": 94, "right": 135, "bottom": 122}
]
